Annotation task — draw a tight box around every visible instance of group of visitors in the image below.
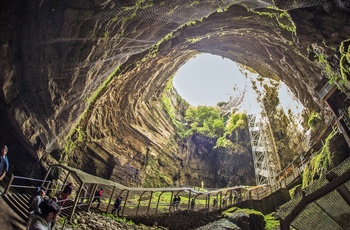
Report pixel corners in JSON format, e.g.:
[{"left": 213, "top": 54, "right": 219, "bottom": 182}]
[
  {"left": 25, "top": 182, "right": 108, "bottom": 229},
  {"left": 212, "top": 190, "right": 240, "bottom": 209},
  {"left": 27, "top": 187, "right": 61, "bottom": 230}
]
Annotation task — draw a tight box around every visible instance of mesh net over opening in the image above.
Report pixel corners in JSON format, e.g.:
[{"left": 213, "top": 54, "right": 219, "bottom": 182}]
[
  {"left": 276, "top": 157, "right": 350, "bottom": 230},
  {"left": 9, "top": 0, "right": 328, "bottom": 152}
]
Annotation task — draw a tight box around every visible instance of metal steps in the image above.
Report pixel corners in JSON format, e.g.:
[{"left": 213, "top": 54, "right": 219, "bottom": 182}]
[
  {"left": 1, "top": 193, "right": 30, "bottom": 221},
  {"left": 1, "top": 193, "right": 90, "bottom": 221}
]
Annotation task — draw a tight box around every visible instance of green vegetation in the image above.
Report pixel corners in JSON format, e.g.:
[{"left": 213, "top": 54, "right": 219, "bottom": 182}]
[
  {"left": 226, "top": 113, "right": 246, "bottom": 134},
  {"left": 315, "top": 52, "right": 340, "bottom": 84},
  {"left": 307, "top": 111, "right": 321, "bottom": 130},
  {"left": 186, "top": 37, "right": 204, "bottom": 43},
  {"left": 248, "top": 8, "right": 296, "bottom": 35},
  {"left": 100, "top": 212, "right": 136, "bottom": 226},
  {"left": 339, "top": 39, "right": 350, "bottom": 83},
  {"left": 215, "top": 136, "right": 236, "bottom": 148},
  {"left": 161, "top": 80, "right": 187, "bottom": 138},
  {"left": 61, "top": 126, "right": 86, "bottom": 163},
  {"left": 60, "top": 67, "right": 121, "bottom": 162},
  {"left": 223, "top": 207, "right": 263, "bottom": 217},
  {"left": 142, "top": 155, "right": 173, "bottom": 187},
  {"left": 312, "top": 39, "right": 350, "bottom": 90},
  {"left": 161, "top": 78, "right": 248, "bottom": 149},
  {"left": 264, "top": 213, "right": 280, "bottom": 230},
  {"left": 184, "top": 106, "right": 225, "bottom": 138},
  {"left": 289, "top": 184, "right": 301, "bottom": 198},
  {"left": 214, "top": 113, "right": 247, "bottom": 148},
  {"left": 302, "top": 131, "right": 336, "bottom": 188}
]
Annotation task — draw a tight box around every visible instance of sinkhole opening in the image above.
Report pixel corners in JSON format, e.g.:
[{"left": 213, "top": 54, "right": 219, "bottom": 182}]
[
  {"left": 172, "top": 53, "right": 245, "bottom": 107},
  {"left": 172, "top": 53, "right": 304, "bottom": 116}
]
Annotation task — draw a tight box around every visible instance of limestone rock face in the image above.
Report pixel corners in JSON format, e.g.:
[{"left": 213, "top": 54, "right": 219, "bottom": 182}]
[
  {"left": 181, "top": 133, "right": 255, "bottom": 188},
  {"left": 0, "top": 1, "right": 349, "bottom": 185}
]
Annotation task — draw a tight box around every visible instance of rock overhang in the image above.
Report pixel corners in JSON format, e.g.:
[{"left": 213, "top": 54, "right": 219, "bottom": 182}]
[{"left": 1, "top": 0, "right": 349, "bottom": 183}]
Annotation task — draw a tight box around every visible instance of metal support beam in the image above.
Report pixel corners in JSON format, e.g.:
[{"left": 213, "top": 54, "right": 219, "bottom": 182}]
[
  {"left": 106, "top": 186, "right": 116, "bottom": 213},
  {"left": 41, "top": 166, "right": 53, "bottom": 188},
  {"left": 121, "top": 190, "right": 129, "bottom": 217},
  {"left": 168, "top": 191, "right": 174, "bottom": 215},
  {"left": 69, "top": 182, "right": 84, "bottom": 222},
  {"left": 136, "top": 191, "right": 146, "bottom": 216},
  {"left": 187, "top": 190, "right": 192, "bottom": 212},
  {"left": 155, "top": 191, "right": 164, "bottom": 215},
  {"left": 3, "top": 174, "right": 14, "bottom": 195},
  {"left": 146, "top": 191, "right": 153, "bottom": 217},
  {"left": 87, "top": 184, "right": 98, "bottom": 212}
]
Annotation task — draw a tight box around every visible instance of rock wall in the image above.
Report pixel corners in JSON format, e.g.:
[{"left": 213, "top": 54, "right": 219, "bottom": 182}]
[{"left": 0, "top": 1, "right": 349, "bottom": 187}]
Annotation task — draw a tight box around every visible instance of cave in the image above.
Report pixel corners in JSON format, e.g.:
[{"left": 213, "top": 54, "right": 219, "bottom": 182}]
[{"left": 1, "top": 0, "right": 350, "bottom": 199}]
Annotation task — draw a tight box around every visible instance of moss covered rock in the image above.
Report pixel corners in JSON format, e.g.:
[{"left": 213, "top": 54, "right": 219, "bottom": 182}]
[{"left": 223, "top": 207, "right": 266, "bottom": 230}]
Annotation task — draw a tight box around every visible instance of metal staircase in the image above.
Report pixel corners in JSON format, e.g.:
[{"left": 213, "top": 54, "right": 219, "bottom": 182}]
[
  {"left": 1, "top": 192, "right": 92, "bottom": 221},
  {"left": 248, "top": 113, "right": 281, "bottom": 185}
]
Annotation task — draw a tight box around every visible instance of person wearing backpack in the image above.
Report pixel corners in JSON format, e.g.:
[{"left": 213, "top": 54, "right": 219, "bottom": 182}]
[
  {"left": 111, "top": 196, "right": 122, "bottom": 216},
  {"left": 92, "top": 188, "right": 103, "bottom": 209},
  {"left": 29, "top": 189, "right": 46, "bottom": 215}
]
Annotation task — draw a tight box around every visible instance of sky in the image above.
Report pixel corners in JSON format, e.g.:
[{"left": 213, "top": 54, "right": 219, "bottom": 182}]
[{"left": 172, "top": 53, "right": 304, "bottom": 115}]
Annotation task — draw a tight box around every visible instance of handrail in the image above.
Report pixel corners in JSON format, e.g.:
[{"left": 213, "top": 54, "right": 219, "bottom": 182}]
[{"left": 2, "top": 170, "right": 289, "bottom": 221}]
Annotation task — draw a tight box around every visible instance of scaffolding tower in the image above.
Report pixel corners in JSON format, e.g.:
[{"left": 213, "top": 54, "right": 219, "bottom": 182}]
[{"left": 248, "top": 114, "right": 281, "bottom": 185}]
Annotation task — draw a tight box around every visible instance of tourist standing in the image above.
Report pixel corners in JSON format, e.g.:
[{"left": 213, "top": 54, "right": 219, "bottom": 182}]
[
  {"left": 111, "top": 196, "right": 122, "bottom": 216},
  {"left": 0, "top": 145, "right": 9, "bottom": 181},
  {"left": 29, "top": 189, "right": 46, "bottom": 215},
  {"left": 213, "top": 198, "right": 218, "bottom": 209},
  {"left": 190, "top": 199, "right": 195, "bottom": 211},
  {"left": 175, "top": 195, "right": 181, "bottom": 211}
]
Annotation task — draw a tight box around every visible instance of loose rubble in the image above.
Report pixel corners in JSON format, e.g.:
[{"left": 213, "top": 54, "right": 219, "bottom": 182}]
[{"left": 55, "top": 211, "right": 168, "bottom": 230}]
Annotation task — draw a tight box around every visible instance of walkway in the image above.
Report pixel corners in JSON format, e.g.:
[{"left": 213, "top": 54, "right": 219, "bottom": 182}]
[{"left": 1, "top": 164, "right": 287, "bottom": 224}]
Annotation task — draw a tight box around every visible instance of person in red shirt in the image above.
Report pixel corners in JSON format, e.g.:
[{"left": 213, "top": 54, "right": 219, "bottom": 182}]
[
  {"left": 60, "top": 182, "right": 73, "bottom": 206},
  {"left": 92, "top": 188, "right": 103, "bottom": 209}
]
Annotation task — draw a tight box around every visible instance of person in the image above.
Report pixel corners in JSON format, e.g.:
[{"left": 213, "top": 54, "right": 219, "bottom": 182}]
[
  {"left": 171, "top": 196, "right": 177, "bottom": 211},
  {"left": 79, "top": 186, "right": 88, "bottom": 204},
  {"left": 222, "top": 195, "right": 228, "bottom": 207},
  {"left": 233, "top": 191, "right": 238, "bottom": 203},
  {"left": 174, "top": 195, "right": 181, "bottom": 211},
  {"left": 190, "top": 198, "right": 195, "bottom": 211},
  {"left": 29, "top": 187, "right": 46, "bottom": 210},
  {"left": 26, "top": 198, "right": 61, "bottom": 230},
  {"left": 171, "top": 195, "right": 180, "bottom": 211},
  {"left": 92, "top": 188, "right": 103, "bottom": 209},
  {"left": 60, "top": 182, "right": 73, "bottom": 206},
  {"left": 0, "top": 145, "right": 9, "bottom": 181},
  {"left": 51, "top": 196, "right": 58, "bottom": 203},
  {"left": 29, "top": 189, "right": 46, "bottom": 215},
  {"left": 111, "top": 196, "right": 122, "bottom": 216},
  {"left": 213, "top": 198, "right": 218, "bottom": 209}
]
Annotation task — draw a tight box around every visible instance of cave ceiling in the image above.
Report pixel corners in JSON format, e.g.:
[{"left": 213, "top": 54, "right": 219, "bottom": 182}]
[{"left": 1, "top": 0, "right": 350, "bottom": 181}]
